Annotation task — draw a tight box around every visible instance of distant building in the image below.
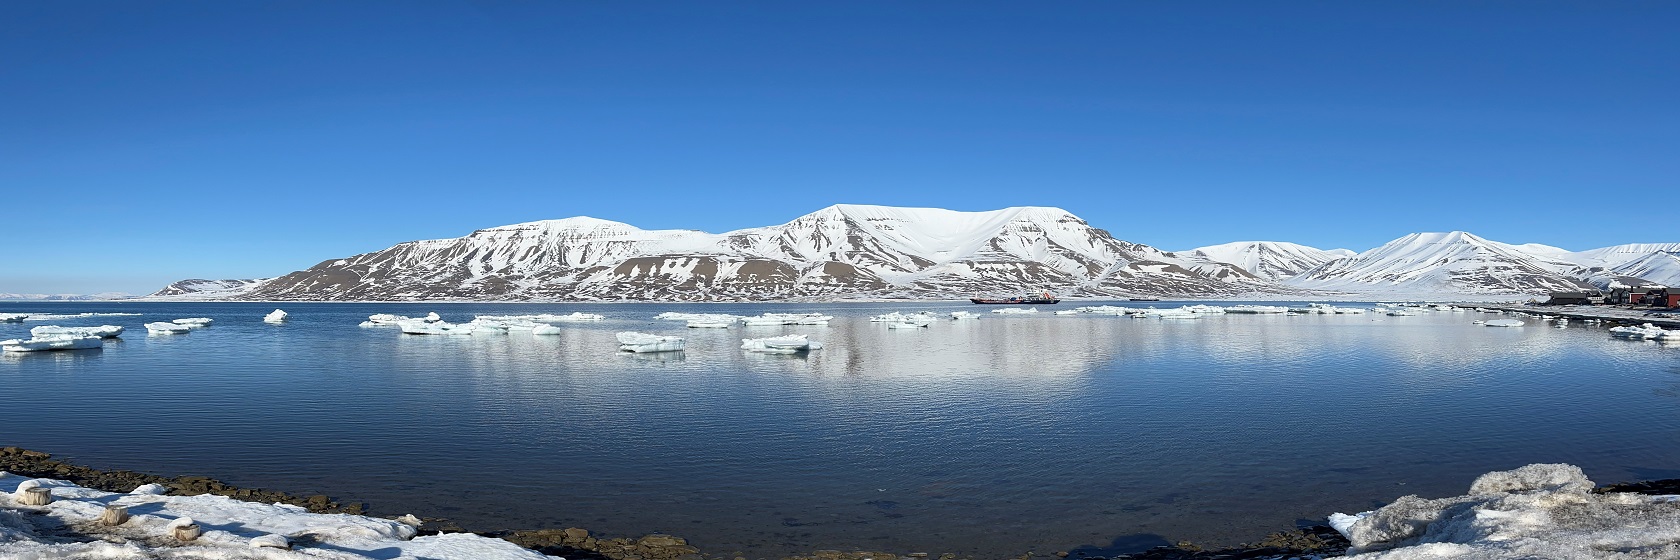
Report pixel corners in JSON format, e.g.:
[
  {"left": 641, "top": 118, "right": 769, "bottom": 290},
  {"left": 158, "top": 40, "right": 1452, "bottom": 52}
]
[
  {"left": 1608, "top": 286, "right": 1646, "bottom": 305},
  {"left": 1545, "top": 291, "right": 1603, "bottom": 305},
  {"left": 1649, "top": 287, "right": 1679, "bottom": 308}
]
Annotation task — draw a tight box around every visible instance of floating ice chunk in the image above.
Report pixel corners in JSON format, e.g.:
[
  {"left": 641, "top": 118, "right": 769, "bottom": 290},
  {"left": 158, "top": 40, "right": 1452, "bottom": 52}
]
[
  {"left": 1075, "top": 305, "right": 1131, "bottom": 315},
  {"left": 0, "top": 313, "right": 28, "bottom": 323},
  {"left": 885, "top": 316, "right": 933, "bottom": 328},
  {"left": 171, "top": 317, "right": 213, "bottom": 328},
  {"left": 530, "top": 325, "right": 564, "bottom": 335},
  {"left": 740, "top": 313, "right": 832, "bottom": 326},
  {"left": 144, "top": 322, "right": 189, "bottom": 335},
  {"left": 686, "top": 319, "right": 732, "bottom": 328},
  {"left": 263, "top": 309, "right": 288, "bottom": 324},
  {"left": 1183, "top": 304, "right": 1225, "bottom": 314},
  {"left": 19, "top": 312, "right": 141, "bottom": 322},
  {"left": 1225, "top": 305, "right": 1289, "bottom": 314},
  {"left": 1053, "top": 310, "right": 1079, "bottom": 315},
  {"left": 741, "top": 334, "right": 819, "bottom": 353},
  {"left": 949, "top": 311, "right": 981, "bottom": 320},
  {"left": 1, "top": 335, "right": 103, "bottom": 352},
  {"left": 29, "top": 325, "right": 123, "bottom": 338},
  {"left": 990, "top": 307, "right": 1037, "bottom": 314},
  {"left": 397, "top": 319, "right": 476, "bottom": 335},
  {"left": 362, "top": 314, "right": 411, "bottom": 327},
  {"left": 616, "top": 331, "right": 686, "bottom": 353},
  {"left": 1483, "top": 319, "right": 1525, "bottom": 327},
  {"left": 543, "top": 312, "right": 603, "bottom": 323},
  {"left": 1610, "top": 323, "right": 1670, "bottom": 340}
]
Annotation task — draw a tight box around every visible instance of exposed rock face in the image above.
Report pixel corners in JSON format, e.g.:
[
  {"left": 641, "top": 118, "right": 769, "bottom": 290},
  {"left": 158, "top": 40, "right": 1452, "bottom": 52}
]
[{"left": 204, "top": 205, "right": 1271, "bottom": 301}]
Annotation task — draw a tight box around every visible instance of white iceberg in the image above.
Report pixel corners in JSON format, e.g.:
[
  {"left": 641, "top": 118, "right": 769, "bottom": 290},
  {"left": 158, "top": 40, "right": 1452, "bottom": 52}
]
[
  {"left": 990, "top": 307, "right": 1038, "bottom": 314},
  {"left": 1074, "top": 305, "right": 1133, "bottom": 315},
  {"left": 1483, "top": 319, "right": 1525, "bottom": 327},
  {"left": 1610, "top": 323, "right": 1671, "bottom": 340},
  {"left": 1183, "top": 304, "right": 1226, "bottom": 314},
  {"left": 616, "top": 331, "right": 686, "bottom": 353},
  {"left": 263, "top": 309, "right": 288, "bottom": 324},
  {"left": 1, "top": 335, "right": 103, "bottom": 352},
  {"left": 397, "top": 319, "right": 476, "bottom": 335},
  {"left": 361, "top": 313, "right": 412, "bottom": 327},
  {"left": 1330, "top": 463, "right": 1680, "bottom": 559},
  {"left": 1225, "top": 305, "right": 1289, "bottom": 314},
  {"left": 0, "top": 472, "right": 557, "bottom": 559},
  {"left": 740, "top": 313, "right": 833, "bottom": 326},
  {"left": 885, "top": 316, "right": 933, "bottom": 329},
  {"left": 29, "top": 325, "right": 124, "bottom": 338},
  {"left": 144, "top": 322, "right": 191, "bottom": 335},
  {"left": 741, "top": 334, "right": 822, "bottom": 354},
  {"left": 172, "top": 317, "right": 213, "bottom": 328}
]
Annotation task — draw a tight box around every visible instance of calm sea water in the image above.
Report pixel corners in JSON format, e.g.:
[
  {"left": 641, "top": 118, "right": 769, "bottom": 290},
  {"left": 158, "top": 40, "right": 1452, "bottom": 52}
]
[{"left": 2, "top": 301, "right": 1678, "bottom": 557}]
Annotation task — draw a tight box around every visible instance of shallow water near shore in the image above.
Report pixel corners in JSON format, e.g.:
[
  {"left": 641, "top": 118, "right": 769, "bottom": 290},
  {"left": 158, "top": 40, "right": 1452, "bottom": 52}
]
[{"left": 2, "top": 301, "right": 1678, "bottom": 557}]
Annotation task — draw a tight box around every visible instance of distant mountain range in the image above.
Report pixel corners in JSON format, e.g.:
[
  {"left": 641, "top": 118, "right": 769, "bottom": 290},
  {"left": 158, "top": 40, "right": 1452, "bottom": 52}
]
[
  {"left": 143, "top": 205, "right": 1680, "bottom": 302},
  {"left": 0, "top": 292, "right": 136, "bottom": 301}
]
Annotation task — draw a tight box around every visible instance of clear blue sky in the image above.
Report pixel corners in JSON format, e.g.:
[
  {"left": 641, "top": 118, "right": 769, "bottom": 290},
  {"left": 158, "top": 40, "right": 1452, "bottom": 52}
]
[{"left": 3, "top": 2, "right": 1675, "bottom": 294}]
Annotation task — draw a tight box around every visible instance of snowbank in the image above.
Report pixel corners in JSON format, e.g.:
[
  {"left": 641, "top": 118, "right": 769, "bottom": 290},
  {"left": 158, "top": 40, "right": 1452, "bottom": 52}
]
[
  {"left": 1332, "top": 463, "right": 1680, "bottom": 559},
  {"left": 0, "top": 472, "right": 556, "bottom": 559}
]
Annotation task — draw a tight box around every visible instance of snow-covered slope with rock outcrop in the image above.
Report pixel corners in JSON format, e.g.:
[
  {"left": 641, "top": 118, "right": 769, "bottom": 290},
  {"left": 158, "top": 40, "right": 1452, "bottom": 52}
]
[
  {"left": 1181, "top": 241, "right": 1356, "bottom": 281},
  {"left": 1284, "top": 231, "right": 1593, "bottom": 295}
]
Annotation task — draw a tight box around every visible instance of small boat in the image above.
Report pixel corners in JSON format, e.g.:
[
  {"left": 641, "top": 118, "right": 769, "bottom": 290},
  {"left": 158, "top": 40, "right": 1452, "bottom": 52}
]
[
  {"left": 741, "top": 334, "right": 823, "bottom": 354},
  {"left": 617, "top": 332, "right": 686, "bottom": 353},
  {"left": 263, "top": 309, "right": 288, "bottom": 324},
  {"left": 971, "top": 292, "right": 1059, "bottom": 305},
  {"left": 1128, "top": 298, "right": 1160, "bottom": 302},
  {"left": 30, "top": 325, "right": 124, "bottom": 339},
  {"left": 145, "top": 322, "right": 192, "bottom": 335},
  {"left": 1, "top": 335, "right": 104, "bottom": 352},
  {"left": 0, "top": 313, "right": 27, "bottom": 323}
]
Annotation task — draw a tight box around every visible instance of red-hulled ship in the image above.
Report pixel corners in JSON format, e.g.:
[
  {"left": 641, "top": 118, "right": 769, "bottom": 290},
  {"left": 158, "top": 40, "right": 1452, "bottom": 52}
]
[{"left": 970, "top": 292, "right": 1060, "bottom": 305}]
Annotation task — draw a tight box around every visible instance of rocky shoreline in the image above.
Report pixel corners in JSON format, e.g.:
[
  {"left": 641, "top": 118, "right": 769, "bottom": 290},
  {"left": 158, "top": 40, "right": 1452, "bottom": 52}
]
[{"left": 44, "top": 446, "right": 1680, "bottom": 560}]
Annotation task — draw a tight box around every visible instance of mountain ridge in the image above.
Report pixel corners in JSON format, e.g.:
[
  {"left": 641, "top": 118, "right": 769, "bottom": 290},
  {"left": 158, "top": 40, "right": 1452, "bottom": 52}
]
[{"left": 143, "top": 207, "right": 1679, "bottom": 301}]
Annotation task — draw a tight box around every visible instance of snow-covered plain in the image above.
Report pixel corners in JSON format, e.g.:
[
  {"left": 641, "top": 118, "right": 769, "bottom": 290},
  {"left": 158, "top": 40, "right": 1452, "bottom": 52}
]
[{"left": 0, "top": 472, "right": 556, "bottom": 560}]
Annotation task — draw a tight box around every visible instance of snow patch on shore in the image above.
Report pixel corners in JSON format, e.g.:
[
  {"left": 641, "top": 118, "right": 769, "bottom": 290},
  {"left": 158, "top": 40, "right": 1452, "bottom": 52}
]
[
  {"left": 1333, "top": 463, "right": 1680, "bottom": 559},
  {"left": 0, "top": 472, "right": 557, "bottom": 559}
]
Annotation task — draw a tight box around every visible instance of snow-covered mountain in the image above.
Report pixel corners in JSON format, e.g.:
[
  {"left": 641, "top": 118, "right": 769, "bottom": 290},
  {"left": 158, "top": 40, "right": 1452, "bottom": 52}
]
[
  {"left": 1603, "top": 251, "right": 1680, "bottom": 288},
  {"left": 147, "top": 279, "right": 273, "bottom": 300},
  {"left": 206, "top": 205, "right": 1271, "bottom": 302},
  {"left": 1284, "top": 231, "right": 1594, "bottom": 295},
  {"left": 1560, "top": 243, "right": 1680, "bottom": 269},
  {"left": 0, "top": 292, "right": 135, "bottom": 301},
  {"left": 1179, "top": 241, "right": 1355, "bottom": 281}
]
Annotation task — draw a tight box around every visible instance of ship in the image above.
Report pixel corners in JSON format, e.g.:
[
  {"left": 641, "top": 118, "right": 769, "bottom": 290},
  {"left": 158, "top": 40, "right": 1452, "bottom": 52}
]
[{"left": 970, "top": 292, "right": 1060, "bottom": 305}]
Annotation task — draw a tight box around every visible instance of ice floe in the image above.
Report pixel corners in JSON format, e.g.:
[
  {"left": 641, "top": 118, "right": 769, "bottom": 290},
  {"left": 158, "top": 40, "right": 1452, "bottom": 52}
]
[
  {"left": 617, "top": 332, "right": 686, "bottom": 353},
  {"left": 263, "top": 309, "right": 288, "bottom": 324},
  {"left": 397, "top": 319, "right": 477, "bottom": 335},
  {"left": 1610, "top": 323, "right": 1673, "bottom": 340},
  {"left": 739, "top": 313, "right": 833, "bottom": 326},
  {"left": 990, "top": 307, "right": 1037, "bottom": 314},
  {"left": 740, "top": 334, "right": 822, "bottom": 354},
  {"left": 1225, "top": 305, "right": 1289, "bottom": 314},
  {"left": 1073, "top": 305, "right": 1132, "bottom": 315},
  {"left": 529, "top": 325, "right": 564, "bottom": 335},
  {"left": 0, "top": 472, "right": 557, "bottom": 559},
  {"left": 1330, "top": 463, "right": 1680, "bottom": 559},
  {"left": 949, "top": 311, "right": 981, "bottom": 320},
  {"left": 360, "top": 313, "right": 413, "bottom": 327},
  {"left": 1483, "top": 319, "right": 1525, "bottom": 327},
  {"left": 19, "top": 312, "right": 142, "bottom": 322},
  {"left": 0, "top": 335, "right": 103, "bottom": 352},
  {"left": 144, "top": 322, "right": 192, "bottom": 335},
  {"left": 172, "top": 318, "right": 214, "bottom": 328},
  {"left": 29, "top": 325, "right": 124, "bottom": 338},
  {"left": 475, "top": 312, "right": 604, "bottom": 324}
]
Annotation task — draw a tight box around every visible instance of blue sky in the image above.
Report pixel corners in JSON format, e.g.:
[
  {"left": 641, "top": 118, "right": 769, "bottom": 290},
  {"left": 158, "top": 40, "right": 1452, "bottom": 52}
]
[{"left": 3, "top": 2, "right": 1675, "bottom": 294}]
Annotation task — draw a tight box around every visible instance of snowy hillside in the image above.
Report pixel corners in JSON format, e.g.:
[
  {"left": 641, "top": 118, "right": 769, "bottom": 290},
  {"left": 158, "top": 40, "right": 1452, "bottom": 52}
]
[
  {"left": 0, "top": 292, "right": 134, "bottom": 301},
  {"left": 1562, "top": 243, "right": 1680, "bottom": 269},
  {"left": 1284, "top": 231, "right": 1593, "bottom": 295},
  {"left": 1180, "top": 241, "right": 1355, "bottom": 281},
  {"left": 217, "top": 205, "right": 1269, "bottom": 302},
  {"left": 1606, "top": 251, "right": 1680, "bottom": 287},
  {"left": 148, "top": 278, "right": 271, "bottom": 300}
]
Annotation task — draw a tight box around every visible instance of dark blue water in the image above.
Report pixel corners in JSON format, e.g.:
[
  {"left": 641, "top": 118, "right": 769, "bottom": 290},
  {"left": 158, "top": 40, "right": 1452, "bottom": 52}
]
[{"left": 2, "top": 301, "right": 1677, "bottom": 557}]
